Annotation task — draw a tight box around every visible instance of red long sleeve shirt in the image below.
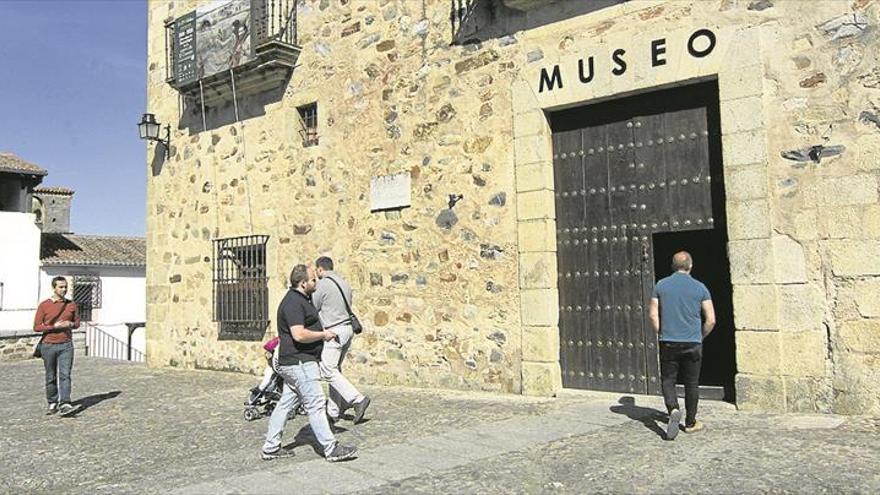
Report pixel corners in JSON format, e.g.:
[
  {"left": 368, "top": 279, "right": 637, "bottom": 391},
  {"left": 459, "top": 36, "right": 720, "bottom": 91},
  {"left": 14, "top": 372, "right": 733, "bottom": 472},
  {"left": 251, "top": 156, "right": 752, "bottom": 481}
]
[{"left": 33, "top": 298, "right": 80, "bottom": 344}]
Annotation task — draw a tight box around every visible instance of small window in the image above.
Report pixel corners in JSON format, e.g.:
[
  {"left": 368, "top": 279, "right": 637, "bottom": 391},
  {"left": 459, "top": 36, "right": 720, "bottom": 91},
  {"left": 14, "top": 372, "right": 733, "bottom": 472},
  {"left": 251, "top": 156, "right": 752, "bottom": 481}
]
[
  {"left": 297, "top": 102, "right": 319, "bottom": 147},
  {"left": 213, "top": 235, "right": 269, "bottom": 340},
  {"left": 72, "top": 275, "right": 101, "bottom": 322}
]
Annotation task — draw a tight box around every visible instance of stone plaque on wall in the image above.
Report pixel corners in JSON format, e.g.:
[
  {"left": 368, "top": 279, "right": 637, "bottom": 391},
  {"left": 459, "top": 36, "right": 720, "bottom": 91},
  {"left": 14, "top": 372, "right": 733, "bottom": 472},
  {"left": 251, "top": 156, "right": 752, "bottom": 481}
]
[{"left": 370, "top": 172, "right": 411, "bottom": 212}]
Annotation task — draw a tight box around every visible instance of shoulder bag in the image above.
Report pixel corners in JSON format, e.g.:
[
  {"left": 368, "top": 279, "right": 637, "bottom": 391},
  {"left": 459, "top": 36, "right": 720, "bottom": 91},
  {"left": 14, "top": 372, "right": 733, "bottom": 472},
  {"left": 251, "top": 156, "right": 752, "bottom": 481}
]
[{"left": 326, "top": 277, "right": 363, "bottom": 335}]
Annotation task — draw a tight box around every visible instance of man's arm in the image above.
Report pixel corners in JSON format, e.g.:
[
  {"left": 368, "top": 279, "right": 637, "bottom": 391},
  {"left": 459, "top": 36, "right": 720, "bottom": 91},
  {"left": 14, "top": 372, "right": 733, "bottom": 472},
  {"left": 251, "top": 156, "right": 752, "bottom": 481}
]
[
  {"left": 648, "top": 297, "right": 660, "bottom": 334},
  {"left": 68, "top": 302, "right": 80, "bottom": 329},
  {"left": 290, "top": 325, "right": 335, "bottom": 343},
  {"left": 701, "top": 300, "right": 716, "bottom": 337},
  {"left": 33, "top": 302, "right": 65, "bottom": 333},
  {"left": 312, "top": 282, "right": 327, "bottom": 313},
  {"left": 33, "top": 303, "right": 50, "bottom": 333}
]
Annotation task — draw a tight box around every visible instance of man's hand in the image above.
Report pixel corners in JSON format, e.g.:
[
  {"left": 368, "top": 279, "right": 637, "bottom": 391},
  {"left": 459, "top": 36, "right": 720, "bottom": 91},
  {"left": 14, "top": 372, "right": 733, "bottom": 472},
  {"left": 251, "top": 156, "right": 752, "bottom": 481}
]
[
  {"left": 323, "top": 330, "right": 337, "bottom": 342},
  {"left": 54, "top": 320, "right": 72, "bottom": 329}
]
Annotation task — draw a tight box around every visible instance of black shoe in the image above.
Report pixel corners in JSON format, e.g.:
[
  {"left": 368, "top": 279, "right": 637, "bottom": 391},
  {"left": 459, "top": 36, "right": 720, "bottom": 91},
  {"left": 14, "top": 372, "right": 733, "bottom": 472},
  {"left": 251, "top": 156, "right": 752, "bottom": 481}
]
[
  {"left": 247, "top": 387, "right": 261, "bottom": 404},
  {"left": 666, "top": 409, "right": 682, "bottom": 440},
  {"left": 325, "top": 444, "right": 358, "bottom": 462},
  {"left": 58, "top": 403, "right": 81, "bottom": 417},
  {"left": 46, "top": 403, "right": 58, "bottom": 415},
  {"left": 261, "top": 448, "right": 295, "bottom": 460},
  {"left": 352, "top": 396, "right": 371, "bottom": 424}
]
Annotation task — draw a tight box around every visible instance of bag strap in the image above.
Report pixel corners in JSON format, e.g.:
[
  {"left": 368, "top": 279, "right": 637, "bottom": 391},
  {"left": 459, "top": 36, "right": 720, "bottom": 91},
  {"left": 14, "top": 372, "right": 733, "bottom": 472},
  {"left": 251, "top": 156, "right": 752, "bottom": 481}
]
[
  {"left": 37, "top": 300, "right": 71, "bottom": 343},
  {"left": 326, "top": 277, "right": 354, "bottom": 317},
  {"left": 43, "top": 300, "right": 71, "bottom": 332}
]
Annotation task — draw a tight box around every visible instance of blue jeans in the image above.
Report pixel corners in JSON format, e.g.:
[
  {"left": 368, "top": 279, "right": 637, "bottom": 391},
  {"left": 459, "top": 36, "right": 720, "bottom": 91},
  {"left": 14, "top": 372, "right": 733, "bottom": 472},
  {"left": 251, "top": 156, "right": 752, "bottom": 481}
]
[
  {"left": 263, "top": 360, "right": 336, "bottom": 456},
  {"left": 42, "top": 341, "right": 74, "bottom": 405}
]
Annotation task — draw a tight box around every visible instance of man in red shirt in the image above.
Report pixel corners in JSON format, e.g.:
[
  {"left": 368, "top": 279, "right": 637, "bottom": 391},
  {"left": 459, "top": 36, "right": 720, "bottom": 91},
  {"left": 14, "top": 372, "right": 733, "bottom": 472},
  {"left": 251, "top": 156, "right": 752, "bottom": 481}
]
[{"left": 33, "top": 276, "right": 81, "bottom": 416}]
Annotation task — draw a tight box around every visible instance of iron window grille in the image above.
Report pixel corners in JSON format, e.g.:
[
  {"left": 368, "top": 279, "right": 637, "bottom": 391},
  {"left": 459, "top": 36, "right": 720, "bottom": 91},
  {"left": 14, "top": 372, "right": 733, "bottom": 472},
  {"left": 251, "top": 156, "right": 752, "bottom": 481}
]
[
  {"left": 72, "top": 275, "right": 101, "bottom": 322},
  {"left": 212, "top": 235, "right": 270, "bottom": 340},
  {"left": 297, "top": 103, "right": 319, "bottom": 147}
]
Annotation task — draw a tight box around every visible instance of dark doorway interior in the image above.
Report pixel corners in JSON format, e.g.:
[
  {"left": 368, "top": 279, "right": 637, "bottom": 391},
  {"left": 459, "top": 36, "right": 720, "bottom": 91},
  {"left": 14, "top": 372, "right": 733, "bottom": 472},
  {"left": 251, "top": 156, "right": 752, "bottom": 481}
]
[{"left": 652, "top": 229, "right": 736, "bottom": 401}]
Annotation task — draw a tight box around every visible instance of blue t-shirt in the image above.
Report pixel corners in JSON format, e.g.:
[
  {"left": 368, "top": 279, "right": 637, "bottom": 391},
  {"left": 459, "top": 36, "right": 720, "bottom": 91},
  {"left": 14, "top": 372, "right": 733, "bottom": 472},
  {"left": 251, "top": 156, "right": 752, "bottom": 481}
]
[{"left": 652, "top": 272, "right": 711, "bottom": 343}]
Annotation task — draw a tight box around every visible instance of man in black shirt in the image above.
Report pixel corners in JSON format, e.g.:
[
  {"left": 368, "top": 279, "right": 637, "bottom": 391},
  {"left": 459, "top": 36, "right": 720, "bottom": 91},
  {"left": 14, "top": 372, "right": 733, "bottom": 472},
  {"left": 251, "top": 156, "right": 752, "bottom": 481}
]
[{"left": 261, "top": 264, "right": 357, "bottom": 462}]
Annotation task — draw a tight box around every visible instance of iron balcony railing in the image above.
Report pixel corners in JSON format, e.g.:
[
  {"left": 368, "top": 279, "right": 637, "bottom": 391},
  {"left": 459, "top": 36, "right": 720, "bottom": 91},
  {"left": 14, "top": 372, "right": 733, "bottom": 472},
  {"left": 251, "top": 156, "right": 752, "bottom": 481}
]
[
  {"left": 164, "top": 0, "right": 298, "bottom": 86},
  {"left": 85, "top": 324, "right": 145, "bottom": 363}
]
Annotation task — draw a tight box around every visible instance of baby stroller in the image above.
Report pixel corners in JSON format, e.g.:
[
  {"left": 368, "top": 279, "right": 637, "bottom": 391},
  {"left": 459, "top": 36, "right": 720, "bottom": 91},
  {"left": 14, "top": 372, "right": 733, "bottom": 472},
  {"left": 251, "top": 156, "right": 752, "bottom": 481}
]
[
  {"left": 243, "top": 372, "right": 304, "bottom": 421},
  {"left": 243, "top": 337, "right": 306, "bottom": 421}
]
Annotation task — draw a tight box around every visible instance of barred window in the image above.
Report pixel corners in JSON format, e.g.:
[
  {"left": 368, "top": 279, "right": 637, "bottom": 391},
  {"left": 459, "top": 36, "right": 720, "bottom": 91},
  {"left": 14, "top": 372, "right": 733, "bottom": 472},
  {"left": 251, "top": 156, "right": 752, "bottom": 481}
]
[
  {"left": 72, "top": 275, "right": 101, "bottom": 322},
  {"left": 212, "top": 235, "right": 270, "bottom": 340},
  {"left": 297, "top": 102, "right": 319, "bottom": 147}
]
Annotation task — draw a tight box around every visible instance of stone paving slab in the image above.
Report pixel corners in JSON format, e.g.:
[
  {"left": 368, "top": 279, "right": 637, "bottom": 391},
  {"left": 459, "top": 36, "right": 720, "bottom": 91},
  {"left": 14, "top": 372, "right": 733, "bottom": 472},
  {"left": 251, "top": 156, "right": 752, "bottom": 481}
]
[{"left": 2, "top": 358, "right": 878, "bottom": 494}]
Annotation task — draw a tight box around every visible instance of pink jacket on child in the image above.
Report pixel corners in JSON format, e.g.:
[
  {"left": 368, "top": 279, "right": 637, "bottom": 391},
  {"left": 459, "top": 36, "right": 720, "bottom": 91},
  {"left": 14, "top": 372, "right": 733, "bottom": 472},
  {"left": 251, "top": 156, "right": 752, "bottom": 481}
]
[{"left": 263, "top": 336, "right": 279, "bottom": 353}]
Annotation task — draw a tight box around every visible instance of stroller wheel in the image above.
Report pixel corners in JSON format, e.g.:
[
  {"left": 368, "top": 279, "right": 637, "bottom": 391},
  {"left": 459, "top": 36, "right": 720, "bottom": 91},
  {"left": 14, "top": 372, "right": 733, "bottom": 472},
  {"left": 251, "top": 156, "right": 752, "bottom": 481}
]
[{"left": 243, "top": 407, "right": 259, "bottom": 422}]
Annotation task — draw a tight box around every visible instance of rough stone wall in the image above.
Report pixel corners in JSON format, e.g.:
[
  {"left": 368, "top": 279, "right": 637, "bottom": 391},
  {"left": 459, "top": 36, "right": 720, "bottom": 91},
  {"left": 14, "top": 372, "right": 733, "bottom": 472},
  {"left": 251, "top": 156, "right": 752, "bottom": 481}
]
[
  {"left": 0, "top": 334, "right": 41, "bottom": 361},
  {"left": 146, "top": 0, "right": 880, "bottom": 411},
  {"left": 34, "top": 192, "right": 73, "bottom": 234},
  {"left": 146, "top": 0, "right": 525, "bottom": 393},
  {"left": 754, "top": 0, "right": 880, "bottom": 414},
  {"left": 0, "top": 331, "right": 85, "bottom": 362}
]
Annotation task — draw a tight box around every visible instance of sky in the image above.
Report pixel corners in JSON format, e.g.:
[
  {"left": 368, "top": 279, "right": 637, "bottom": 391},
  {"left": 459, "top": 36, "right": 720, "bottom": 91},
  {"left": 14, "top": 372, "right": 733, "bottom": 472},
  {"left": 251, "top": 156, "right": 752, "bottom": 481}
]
[{"left": 0, "top": 0, "right": 147, "bottom": 236}]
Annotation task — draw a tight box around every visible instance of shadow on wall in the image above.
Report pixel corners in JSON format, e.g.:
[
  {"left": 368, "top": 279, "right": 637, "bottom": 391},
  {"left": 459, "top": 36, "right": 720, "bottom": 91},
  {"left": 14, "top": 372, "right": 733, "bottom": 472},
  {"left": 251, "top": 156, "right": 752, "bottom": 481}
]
[
  {"left": 178, "top": 83, "right": 287, "bottom": 135},
  {"left": 151, "top": 142, "right": 167, "bottom": 177},
  {"left": 452, "top": 0, "right": 629, "bottom": 45}
]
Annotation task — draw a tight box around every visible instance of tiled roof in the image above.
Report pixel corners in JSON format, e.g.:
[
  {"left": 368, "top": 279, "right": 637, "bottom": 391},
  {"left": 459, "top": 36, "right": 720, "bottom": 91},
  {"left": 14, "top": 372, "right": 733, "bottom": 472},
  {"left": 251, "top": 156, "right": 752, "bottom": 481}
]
[
  {"left": 41, "top": 234, "right": 146, "bottom": 267},
  {"left": 34, "top": 186, "right": 75, "bottom": 195},
  {"left": 0, "top": 152, "right": 48, "bottom": 176}
]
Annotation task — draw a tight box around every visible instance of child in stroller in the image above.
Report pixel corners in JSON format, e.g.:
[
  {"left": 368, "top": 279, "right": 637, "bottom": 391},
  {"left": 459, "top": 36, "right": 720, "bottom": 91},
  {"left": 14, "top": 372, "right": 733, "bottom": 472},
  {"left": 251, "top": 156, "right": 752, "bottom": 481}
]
[{"left": 243, "top": 337, "right": 305, "bottom": 421}]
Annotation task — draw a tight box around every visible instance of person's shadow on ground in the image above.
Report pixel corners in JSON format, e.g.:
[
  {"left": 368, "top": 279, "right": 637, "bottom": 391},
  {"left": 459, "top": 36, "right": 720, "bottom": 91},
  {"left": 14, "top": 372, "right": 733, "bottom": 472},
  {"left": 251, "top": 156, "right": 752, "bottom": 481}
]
[
  {"left": 609, "top": 396, "right": 667, "bottom": 439},
  {"left": 283, "top": 422, "right": 351, "bottom": 458},
  {"left": 68, "top": 391, "right": 122, "bottom": 417}
]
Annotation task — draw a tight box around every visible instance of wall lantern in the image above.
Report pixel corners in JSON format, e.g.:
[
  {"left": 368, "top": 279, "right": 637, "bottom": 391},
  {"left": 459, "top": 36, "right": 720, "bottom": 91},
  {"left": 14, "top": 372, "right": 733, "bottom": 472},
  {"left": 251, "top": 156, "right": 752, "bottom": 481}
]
[{"left": 137, "top": 113, "right": 171, "bottom": 157}]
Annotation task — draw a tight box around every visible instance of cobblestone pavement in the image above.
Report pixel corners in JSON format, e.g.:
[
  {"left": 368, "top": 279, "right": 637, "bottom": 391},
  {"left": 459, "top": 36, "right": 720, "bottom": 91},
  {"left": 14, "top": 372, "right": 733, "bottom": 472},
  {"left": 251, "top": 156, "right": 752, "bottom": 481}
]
[{"left": 2, "top": 358, "right": 878, "bottom": 494}]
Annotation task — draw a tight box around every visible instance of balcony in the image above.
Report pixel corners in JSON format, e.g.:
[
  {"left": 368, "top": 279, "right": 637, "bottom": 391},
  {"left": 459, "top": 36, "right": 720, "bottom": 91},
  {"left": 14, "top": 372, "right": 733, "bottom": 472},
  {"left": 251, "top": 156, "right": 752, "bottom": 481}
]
[
  {"left": 165, "top": 0, "right": 300, "bottom": 107},
  {"left": 452, "top": 0, "right": 629, "bottom": 45}
]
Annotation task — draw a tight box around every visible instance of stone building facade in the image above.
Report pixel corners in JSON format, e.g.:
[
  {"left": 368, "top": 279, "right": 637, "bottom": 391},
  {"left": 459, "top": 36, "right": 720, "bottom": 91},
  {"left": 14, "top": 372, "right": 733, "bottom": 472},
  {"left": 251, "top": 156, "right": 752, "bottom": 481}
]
[{"left": 146, "top": 0, "right": 880, "bottom": 414}]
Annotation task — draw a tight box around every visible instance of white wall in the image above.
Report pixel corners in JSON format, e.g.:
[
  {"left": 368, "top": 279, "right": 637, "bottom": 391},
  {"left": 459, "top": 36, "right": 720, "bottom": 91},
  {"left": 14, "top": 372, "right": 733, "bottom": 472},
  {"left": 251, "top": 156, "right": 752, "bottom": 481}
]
[
  {"left": 40, "top": 266, "right": 146, "bottom": 355},
  {"left": 0, "top": 211, "right": 42, "bottom": 332}
]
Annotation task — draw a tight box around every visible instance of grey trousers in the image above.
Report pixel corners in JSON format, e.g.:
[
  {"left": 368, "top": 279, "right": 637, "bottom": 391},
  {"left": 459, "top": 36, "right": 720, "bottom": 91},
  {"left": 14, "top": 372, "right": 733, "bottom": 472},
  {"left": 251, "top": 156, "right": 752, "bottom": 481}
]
[
  {"left": 42, "top": 341, "right": 74, "bottom": 405},
  {"left": 320, "top": 325, "right": 365, "bottom": 418}
]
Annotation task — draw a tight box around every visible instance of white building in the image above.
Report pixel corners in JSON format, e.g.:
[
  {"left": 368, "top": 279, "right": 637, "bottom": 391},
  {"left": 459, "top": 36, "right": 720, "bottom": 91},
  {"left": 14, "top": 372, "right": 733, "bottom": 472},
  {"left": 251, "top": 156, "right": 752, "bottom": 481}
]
[{"left": 0, "top": 152, "right": 145, "bottom": 361}]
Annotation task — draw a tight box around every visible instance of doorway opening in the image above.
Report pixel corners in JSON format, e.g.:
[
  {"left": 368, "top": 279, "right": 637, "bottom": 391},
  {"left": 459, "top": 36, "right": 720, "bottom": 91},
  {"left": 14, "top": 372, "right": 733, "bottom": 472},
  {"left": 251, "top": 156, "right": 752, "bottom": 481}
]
[
  {"left": 652, "top": 229, "right": 736, "bottom": 401},
  {"left": 548, "top": 79, "right": 737, "bottom": 401}
]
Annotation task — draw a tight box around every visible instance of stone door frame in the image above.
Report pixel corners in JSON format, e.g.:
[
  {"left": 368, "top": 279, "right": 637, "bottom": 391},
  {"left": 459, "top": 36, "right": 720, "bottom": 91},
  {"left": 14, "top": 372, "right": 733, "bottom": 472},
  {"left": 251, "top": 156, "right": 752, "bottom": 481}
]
[{"left": 513, "top": 27, "right": 777, "bottom": 398}]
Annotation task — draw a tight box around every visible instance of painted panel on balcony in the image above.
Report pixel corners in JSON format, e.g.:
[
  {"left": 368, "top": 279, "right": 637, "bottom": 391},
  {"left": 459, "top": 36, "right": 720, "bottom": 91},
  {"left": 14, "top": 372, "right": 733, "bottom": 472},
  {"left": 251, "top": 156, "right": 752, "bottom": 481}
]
[{"left": 195, "top": 0, "right": 254, "bottom": 80}]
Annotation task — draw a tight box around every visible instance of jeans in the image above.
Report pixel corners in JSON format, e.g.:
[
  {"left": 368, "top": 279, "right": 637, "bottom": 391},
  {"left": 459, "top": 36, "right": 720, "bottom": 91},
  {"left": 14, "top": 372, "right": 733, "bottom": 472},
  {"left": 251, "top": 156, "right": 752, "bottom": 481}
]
[
  {"left": 42, "top": 341, "right": 74, "bottom": 405},
  {"left": 263, "top": 360, "right": 336, "bottom": 456},
  {"left": 659, "top": 341, "right": 702, "bottom": 426},
  {"left": 320, "top": 324, "right": 365, "bottom": 418}
]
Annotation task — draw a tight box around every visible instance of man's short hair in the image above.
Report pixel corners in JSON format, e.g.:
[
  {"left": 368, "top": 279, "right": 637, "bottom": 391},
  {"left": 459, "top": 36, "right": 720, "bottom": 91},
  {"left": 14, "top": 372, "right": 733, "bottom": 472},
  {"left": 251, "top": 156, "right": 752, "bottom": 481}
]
[
  {"left": 672, "top": 251, "right": 693, "bottom": 271},
  {"left": 315, "top": 256, "right": 334, "bottom": 271},
  {"left": 51, "top": 276, "right": 67, "bottom": 288},
  {"left": 289, "top": 264, "right": 309, "bottom": 288}
]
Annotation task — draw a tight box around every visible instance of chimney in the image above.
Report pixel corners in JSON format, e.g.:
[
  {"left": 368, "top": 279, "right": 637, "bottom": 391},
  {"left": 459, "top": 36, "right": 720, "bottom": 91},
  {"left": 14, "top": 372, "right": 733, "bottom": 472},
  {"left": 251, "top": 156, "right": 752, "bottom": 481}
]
[{"left": 33, "top": 187, "right": 74, "bottom": 233}]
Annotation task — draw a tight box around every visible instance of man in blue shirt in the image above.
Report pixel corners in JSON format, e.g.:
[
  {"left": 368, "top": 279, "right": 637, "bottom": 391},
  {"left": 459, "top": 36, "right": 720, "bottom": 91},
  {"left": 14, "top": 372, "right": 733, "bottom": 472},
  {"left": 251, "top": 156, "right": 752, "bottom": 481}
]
[{"left": 648, "top": 251, "right": 716, "bottom": 440}]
